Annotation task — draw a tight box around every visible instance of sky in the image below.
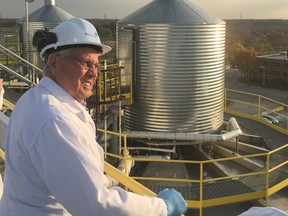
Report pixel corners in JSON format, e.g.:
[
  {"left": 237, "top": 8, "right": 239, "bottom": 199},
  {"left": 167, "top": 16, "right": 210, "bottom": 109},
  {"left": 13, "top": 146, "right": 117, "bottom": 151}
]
[{"left": 1, "top": 0, "right": 288, "bottom": 20}]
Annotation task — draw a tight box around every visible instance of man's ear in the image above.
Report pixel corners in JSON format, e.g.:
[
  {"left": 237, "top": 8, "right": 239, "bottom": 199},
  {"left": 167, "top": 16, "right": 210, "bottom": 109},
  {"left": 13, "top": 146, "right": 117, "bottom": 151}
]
[{"left": 47, "top": 53, "right": 58, "bottom": 76}]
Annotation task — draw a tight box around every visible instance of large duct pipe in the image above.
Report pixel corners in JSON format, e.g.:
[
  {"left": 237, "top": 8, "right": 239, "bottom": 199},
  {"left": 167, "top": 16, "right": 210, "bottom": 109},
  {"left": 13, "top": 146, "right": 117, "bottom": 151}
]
[
  {"left": 124, "top": 117, "right": 242, "bottom": 142},
  {"left": 105, "top": 153, "right": 134, "bottom": 188}
]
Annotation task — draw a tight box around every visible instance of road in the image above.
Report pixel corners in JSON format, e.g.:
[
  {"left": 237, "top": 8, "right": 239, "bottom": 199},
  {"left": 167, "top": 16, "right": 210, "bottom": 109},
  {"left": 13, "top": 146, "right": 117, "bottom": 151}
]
[
  {"left": 225, "top": 69, "right": 288, "bottom": 128},
  {"left": 225, "top": 69, "right": 288, "bottom": 104}
]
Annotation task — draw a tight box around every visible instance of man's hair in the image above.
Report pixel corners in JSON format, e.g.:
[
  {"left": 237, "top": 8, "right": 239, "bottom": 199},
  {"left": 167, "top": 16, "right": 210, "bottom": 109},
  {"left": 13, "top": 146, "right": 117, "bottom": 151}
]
[{"left": 43, "top": 49, "right": 72, "bottom": 76}]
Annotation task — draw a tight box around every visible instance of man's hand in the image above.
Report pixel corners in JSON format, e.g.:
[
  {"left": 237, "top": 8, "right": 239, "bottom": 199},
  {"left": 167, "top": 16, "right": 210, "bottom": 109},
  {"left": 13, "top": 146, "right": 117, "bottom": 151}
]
[{"left": 157, "top": 188, "right": 188, "bottom": 216}]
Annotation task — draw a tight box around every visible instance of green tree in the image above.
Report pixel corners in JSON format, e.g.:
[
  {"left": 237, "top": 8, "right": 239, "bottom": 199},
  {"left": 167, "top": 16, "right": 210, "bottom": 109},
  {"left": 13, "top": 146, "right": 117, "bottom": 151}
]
[
  {"left": 230, "top": 42, "right": 257, "bottom": 82},
  {"left": 267, "top": 32, "right": 288, "bottom": 53},
  {"left": 98, "top": 27, "right": 113, "bottom": 40}
]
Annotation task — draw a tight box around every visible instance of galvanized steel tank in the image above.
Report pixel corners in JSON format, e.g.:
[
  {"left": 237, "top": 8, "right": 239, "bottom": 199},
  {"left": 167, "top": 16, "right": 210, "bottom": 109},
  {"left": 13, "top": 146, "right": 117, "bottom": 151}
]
[
  {"left": 117, "top": 0, "right": 226, "bottom": 133},
  {"left": 18, "top": 0, "right": 74, "bottom": 66}
]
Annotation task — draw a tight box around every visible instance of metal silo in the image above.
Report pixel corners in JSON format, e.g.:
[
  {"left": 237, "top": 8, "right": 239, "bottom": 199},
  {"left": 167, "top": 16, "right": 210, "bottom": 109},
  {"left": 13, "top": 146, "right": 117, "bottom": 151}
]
[
  {"left": 17, "top": 0, "right": 74, "bottom": 67},
  {"left": 117, "top": 0, "right": 226, "bottom": 133}
]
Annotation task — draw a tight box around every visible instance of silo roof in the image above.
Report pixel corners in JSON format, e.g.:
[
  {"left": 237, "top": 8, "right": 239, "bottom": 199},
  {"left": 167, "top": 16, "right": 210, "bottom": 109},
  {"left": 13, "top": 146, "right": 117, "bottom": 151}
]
[
  {"left": 118, "top": 0, "right": 224, "bottom": 24},
  {"left": 18, "top": 5, "right": 74, "bottom": 23}
]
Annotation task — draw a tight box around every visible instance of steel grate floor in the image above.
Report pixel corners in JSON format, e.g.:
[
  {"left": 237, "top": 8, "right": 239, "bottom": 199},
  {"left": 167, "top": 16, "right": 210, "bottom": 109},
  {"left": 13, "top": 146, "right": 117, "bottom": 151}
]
[{"left": 145, "top": 180, "right": 255, "bottom": 200}]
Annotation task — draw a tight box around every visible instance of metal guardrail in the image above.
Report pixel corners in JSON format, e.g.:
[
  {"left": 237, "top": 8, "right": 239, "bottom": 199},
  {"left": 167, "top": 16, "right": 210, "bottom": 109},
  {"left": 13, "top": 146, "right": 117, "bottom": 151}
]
[
  {"left": 0, "top": 64, "right": 37, "bottom": 87},
  {"left": 225, "top": 88, "right": 288, "bottom": 135},
  {"left": 97, "top": 89, "right": 288, "bottom": 216},
  {"left": 98, "top": 128, "right": 288, "bottom": 215},
  {"left": 0, "top": 44, "right": 40, "bottom": 86},
  {"left": 0, "top": 44, "right": 42, "bottom": 74}
]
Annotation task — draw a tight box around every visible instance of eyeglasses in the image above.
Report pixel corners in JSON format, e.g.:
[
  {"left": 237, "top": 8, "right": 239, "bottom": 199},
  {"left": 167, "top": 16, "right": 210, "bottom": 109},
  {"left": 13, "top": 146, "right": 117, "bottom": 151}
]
[{"left": 61, "top": 55, "right": 102, "bottom": 72}]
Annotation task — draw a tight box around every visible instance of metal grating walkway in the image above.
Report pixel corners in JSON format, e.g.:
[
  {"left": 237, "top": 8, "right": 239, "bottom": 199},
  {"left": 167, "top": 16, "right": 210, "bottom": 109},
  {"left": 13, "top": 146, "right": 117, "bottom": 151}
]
[
  {"left": 143, "top": 162, "right": 287, "bottom": 201},
  {"left": 145, "top": 179, "right": 255, "bottom": 200}
]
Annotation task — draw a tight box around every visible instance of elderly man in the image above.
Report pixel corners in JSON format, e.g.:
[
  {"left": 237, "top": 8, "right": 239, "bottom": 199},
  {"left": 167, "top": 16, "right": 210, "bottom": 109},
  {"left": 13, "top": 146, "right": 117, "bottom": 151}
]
[{"left": 0, "top": 18, "right": 187, "bottom": 216}]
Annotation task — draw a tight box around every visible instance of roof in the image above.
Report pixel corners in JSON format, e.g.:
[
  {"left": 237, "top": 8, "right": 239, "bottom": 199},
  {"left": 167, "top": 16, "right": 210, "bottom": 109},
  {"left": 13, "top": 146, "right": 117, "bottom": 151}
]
[
  {"left": 118, "top": 0, "right": 224, "bottom": 24},
  {"left": 257, "top": 52, "right": 288, "bottom": 60},
  {"left": 17, "top": 5, "right": 74, "bottom": 23}
]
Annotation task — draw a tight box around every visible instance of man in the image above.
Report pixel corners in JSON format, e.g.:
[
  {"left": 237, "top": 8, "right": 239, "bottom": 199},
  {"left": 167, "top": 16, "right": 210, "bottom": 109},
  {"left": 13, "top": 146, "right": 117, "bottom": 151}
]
[
  {"left": 0, "top": 79, "right": 4, "bottom": 110},
  {"left": 0, "top": 18, "right": 187, "bottom": 216}
]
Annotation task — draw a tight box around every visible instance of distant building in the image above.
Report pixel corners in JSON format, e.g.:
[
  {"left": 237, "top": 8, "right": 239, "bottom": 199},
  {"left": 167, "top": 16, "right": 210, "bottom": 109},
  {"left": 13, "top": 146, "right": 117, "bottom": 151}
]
[{"left": 255, "top": 52, "right": 288, "bottom": 85}]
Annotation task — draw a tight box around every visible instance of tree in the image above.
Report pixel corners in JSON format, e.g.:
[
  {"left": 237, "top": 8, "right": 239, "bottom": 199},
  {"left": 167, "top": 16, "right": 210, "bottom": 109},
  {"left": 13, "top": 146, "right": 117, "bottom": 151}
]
[
  {"left": 266, "top": 32, "right": 288, "bottom": 53},
  {"left": 98, "top": 27, "right": 113, "bottom": 40},
  {"left": 230, "top": 42, "right": 257, "bottom": 80}
]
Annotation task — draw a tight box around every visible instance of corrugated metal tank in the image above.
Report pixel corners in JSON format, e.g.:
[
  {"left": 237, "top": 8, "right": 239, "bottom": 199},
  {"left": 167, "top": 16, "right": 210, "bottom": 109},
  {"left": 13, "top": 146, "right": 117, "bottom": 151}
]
[
  {"left": 117, "top": 0, "right": 226, "bottom": 133},
  {"left": 17, "top": 0, "right": 74, "bottom": 66}
]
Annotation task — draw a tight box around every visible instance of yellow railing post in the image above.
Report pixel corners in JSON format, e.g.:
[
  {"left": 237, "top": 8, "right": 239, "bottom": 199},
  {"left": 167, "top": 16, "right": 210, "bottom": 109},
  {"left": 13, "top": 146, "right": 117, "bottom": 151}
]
[
  {"left": 123, "top": 134, "right": 128, "bottom": 176},
  {"left": 199, "top": 162, "right": 203, "bottom": 216},
  {"left": 123, "top": 134, "right": 129, "bottom": 191},
  {"left": 104, "top": 60, "right": 108, "bottom": 158},
  {"left": 0, "top": 148, "right": 5, "bottom": 161},
  {"left": 258, "top": 95, "right": 261, "bottom": 117},
  {"left": 265, "top": 153, "right": 270, "bottom": 206},
  {"left": 104, "top": 129, "right": 107, "bottom": 159}
]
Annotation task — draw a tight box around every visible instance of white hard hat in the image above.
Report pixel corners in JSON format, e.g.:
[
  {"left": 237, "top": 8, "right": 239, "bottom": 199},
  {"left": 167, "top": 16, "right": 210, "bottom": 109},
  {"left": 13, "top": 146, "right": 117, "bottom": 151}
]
[{"left": 39, "top": 18, "right": 111, "bottom": 58}]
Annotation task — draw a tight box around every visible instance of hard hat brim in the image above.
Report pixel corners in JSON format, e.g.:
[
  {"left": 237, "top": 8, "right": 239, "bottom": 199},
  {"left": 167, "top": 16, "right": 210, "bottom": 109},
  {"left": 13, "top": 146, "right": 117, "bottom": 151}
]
[{"left": 40, "top": 42, "right": 112, "bottom": 59}]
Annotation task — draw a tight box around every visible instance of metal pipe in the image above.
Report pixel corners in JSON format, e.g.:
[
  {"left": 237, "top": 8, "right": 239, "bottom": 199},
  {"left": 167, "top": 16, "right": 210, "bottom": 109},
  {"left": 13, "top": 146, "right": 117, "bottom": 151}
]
[
  {"left": 25, "top": 1, "right": 29, "bottom": 61},
  {"left": 123, "top": 117, "right": 242, "bottom": 142},
  {"left": 235, "top": 137, "right": 239, "bottom": 155},
  {"left": 133, "top": 155, "right": 171, "bottom": 160},
  {"left": 0, "top": 64, "right": 36, "bottom": 86},
  {"left": 118, "top": 61, "right": 122, "bottom": 155},
  {"left": 0, "top": 44, "right": 43, "bottom": 73},
  {"left": 145, "top": 141, "right": 201, "bottom": 146},
  {"left": 123, "top": 145, "right": 176, "bottom": 153},
  {"left": 103, "top": 60, "right": 108, "bottom": 157}
]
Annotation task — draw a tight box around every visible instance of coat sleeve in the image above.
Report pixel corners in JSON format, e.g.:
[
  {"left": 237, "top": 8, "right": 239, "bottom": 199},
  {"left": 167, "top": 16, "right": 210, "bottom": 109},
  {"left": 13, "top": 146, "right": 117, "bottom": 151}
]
[
  {"left": 28, "top": 115, "right": 167, "bottom": 216},
  {"left": 239, "top": 207, "right": 287, "bottom": 216}
]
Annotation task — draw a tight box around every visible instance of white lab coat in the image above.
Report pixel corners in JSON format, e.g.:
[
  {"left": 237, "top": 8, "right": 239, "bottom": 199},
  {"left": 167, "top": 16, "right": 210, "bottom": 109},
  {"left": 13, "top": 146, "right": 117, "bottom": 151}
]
[
  {"left": 239, "top": 207, "right": 288, "bottom": 216},
  {"left": 0, "top": 77, "right": 167, "bottom": 216}
]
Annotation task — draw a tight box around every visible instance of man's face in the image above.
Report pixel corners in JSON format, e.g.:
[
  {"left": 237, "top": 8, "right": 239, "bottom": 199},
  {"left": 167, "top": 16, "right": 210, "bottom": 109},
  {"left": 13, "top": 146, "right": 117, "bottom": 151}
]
[{"left": 49, "top": 47, "right": 100, "bottom": 102}]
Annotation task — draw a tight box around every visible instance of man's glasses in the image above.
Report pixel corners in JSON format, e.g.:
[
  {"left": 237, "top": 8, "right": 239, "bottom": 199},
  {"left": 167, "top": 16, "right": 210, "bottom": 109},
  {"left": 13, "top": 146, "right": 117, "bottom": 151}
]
[{"left": 61, "top": 55, "right": 102, "bottom": 72}]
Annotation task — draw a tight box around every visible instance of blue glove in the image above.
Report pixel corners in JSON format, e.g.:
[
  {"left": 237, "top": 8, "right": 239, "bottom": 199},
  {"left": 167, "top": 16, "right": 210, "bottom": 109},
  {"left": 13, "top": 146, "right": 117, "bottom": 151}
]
[{"left": 157, "top": 188, "right": 188, "bottom": 216}]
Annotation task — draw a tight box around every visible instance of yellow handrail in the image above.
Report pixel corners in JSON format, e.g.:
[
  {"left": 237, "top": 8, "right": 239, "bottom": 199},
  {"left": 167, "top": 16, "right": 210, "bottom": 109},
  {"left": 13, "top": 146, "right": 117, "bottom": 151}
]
[
  {"left": 104, "top": 161, "right": 156, "bottom": 196},
  {"left": 3, "top": 99, "right": 15, "bottom": 110},
  {"left": 0, "top": 148, "right": 4, "bottom": 161},
  {"left": 225, "top": 88, "right": 288, "bottom": 135}
]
